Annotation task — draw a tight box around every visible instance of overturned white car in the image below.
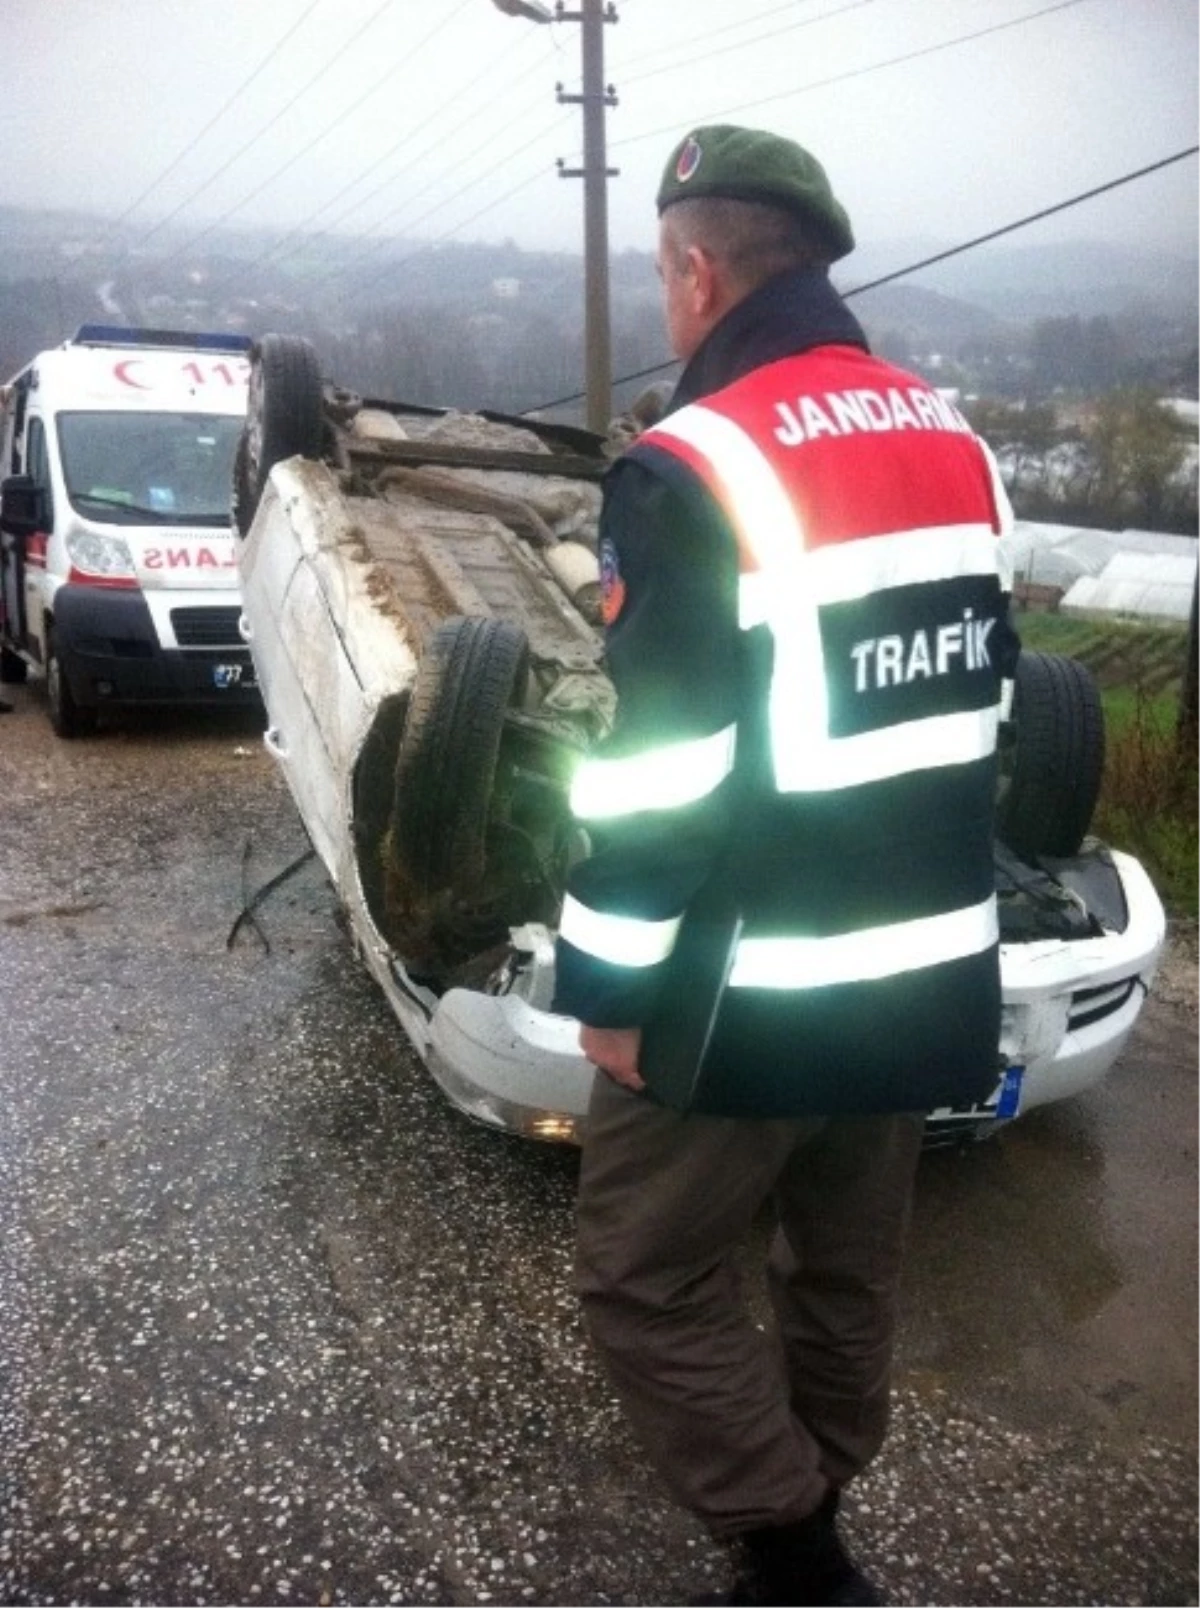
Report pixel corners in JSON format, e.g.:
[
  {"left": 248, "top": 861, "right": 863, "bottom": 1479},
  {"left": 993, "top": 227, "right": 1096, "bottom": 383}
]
[{"left": 235, "top": 335, "right": 1166, "bottom": 1145}]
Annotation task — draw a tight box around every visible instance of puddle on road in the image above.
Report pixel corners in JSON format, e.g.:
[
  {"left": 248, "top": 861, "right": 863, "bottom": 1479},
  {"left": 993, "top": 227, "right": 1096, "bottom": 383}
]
[{"left": 900, "top": 1069, "right": 1195, "bottom": 1442}]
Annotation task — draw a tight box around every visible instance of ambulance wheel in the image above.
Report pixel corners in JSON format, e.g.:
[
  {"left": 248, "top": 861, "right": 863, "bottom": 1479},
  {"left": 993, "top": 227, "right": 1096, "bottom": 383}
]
[
  {"left": 997, "top": 651, "right": 1105, "bottom": 860},
  {"left": 235, "top": 334, "right": 325, "bottom": 536},
  {"left": 46, "top": 631, "right": 97, "bottom": 739},
  {"left": 1, "top": 645, "right": 28, "bottom": 683},
  {"left": 387, "top": 616, "right": 529, "bottom": 901}
]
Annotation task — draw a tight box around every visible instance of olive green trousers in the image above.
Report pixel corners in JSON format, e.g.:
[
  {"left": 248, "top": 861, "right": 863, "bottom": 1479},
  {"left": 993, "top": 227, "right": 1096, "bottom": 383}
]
[{"left": 575, "top": 1073, "right": 925, "bottom": 1539}]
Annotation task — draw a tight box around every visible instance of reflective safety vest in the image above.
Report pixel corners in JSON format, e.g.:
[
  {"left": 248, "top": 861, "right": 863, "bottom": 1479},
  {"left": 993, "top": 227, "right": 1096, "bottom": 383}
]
[{"left": 558, "top": 343, "right": 1014, "bottom": 1115}]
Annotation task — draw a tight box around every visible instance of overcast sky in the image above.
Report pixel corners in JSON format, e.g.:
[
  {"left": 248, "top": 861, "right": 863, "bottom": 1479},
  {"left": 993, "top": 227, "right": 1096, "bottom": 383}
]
[{"left": 2, "top": 0, "right": 1196, "bottom": 275}]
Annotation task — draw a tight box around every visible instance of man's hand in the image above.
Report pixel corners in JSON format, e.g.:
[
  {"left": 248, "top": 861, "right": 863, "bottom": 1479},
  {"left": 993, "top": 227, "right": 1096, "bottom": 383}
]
[{"left": 579, "top": 1024, "right": 645, "bottom": 1092}]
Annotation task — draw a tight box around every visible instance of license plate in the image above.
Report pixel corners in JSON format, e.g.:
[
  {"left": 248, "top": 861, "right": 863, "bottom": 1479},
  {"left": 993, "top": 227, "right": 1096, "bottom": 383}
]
[
  {"left": 994, "top": 1065, "right": 1024, "bottom": 1119},
  {"left": 213, "top": 662, "right": 255, "bottom": 689},
  {"left": 929, "top": 1065, "right": 1024, "bottom": 1128}
]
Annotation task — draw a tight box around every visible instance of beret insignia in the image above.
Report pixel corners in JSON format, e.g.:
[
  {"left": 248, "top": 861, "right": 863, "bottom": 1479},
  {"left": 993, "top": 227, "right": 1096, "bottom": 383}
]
[{"left": 675, "top": 134, "right": 703, "bottom": 184}]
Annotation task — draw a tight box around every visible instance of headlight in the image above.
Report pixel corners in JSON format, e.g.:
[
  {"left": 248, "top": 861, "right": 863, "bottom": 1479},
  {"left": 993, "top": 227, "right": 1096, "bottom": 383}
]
[{"left": 65, "top": 530, "right": 136, "bottom": 579}]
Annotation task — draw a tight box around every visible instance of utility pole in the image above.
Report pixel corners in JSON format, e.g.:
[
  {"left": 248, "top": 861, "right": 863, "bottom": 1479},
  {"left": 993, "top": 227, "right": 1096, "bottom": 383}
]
[
  {"left": 556, "top": 0, "right": 619, "bottom": 434},
  {"left": 491, "top": 0, "right": 619, "bottom": 433}
]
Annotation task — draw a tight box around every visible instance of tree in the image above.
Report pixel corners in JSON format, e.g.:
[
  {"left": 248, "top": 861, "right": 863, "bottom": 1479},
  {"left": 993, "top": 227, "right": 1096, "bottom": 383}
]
[
  {"left": 965, "top": 398, "right": 1060, "bottom": 499},
  {"left": 1028, "top": 315, "right": 1124, "bottom": 396},
  {"left": 1086, "top": 388, "right": 1194, "bottom": 529}
]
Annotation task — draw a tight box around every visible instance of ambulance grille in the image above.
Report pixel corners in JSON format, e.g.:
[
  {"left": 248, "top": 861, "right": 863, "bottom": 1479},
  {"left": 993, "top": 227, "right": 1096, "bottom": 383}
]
[{"left": 171, "top": 607, "right": 243, "bottom": 649}]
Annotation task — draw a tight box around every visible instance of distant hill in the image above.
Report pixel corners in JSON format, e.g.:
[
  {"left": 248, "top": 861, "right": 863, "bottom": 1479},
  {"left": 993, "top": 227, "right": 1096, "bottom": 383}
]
[
  {"left": 841, "top": 280, "right": 999, "bottom": 344},
  {"left": 0, "top": 204, "right": 1194, "bottom": 406},
  {"left": 3, "top": 203, "right": 1194, "bottom": 321}
]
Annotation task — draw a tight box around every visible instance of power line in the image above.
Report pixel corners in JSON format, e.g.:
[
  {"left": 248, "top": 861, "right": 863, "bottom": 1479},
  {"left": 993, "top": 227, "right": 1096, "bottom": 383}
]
[
  {"left": 160, "top": 0, "right": 477, "bottom": 264},
  {"left": 611, "top": 0, "right": 1093, "bottom": 152},
  {"left": 840, "top": 148, "right": 1199, "bottom": 298},
  {"left": 131, "top": 0, "right": 398, "bottom": 249},
  {"left": 303, "top": 116, "right": 566, "bottom": 289},
  {"left": 611, "top": 0, "right": 823, "bottom": 71},
  {"left": 620, "top": 0, "right": 884, "bottom": 88},
  {"left": 524, "top": 147, "right": 1200, "bottom": 414},
  {"left": 249, "top": 30, "right": 559, "bottom": 276},
  {"left": 243, "top": 26, "right": 550, "bottom": 275},
  {"left": 312, "top": 113, "right": 574, "bottom": 299},
  {"left": 311, "top": 157, "right": 562, "bottom": 313},
  {"left": 105, "top": 0, "right": 324, "bottom": 232},
  {"left": 293, "top": 53, "right": 573, "bottom": 293}
]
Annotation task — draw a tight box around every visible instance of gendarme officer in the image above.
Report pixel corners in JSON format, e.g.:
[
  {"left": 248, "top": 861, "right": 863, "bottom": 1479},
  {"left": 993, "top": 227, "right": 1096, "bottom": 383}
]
[{"left": 553, "top": 124, "right": 1019, "bottom": 1606}]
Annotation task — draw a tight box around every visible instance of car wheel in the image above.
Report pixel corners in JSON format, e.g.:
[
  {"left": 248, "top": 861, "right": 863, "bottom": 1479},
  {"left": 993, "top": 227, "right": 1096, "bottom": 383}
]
[
  {"left": 1, "top": 645, "right": 28, "bottom": 684},
  {"left": 46, "top": 630, "right": 97, "bottom": 739},
  {"left": 387, "top": 616, "right": 529, "bottom": 902},
  {"left": 996, "top": 650, "right": 1105, "bottom": 860},
  {"left": 234, "top": 334, "right": 325, "bottom": 536}
]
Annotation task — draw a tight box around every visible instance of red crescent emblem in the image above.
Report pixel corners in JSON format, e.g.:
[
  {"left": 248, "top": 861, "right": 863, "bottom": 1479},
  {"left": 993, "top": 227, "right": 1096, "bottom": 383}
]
[{"left": 114, "top": 359, "right": 150, "bottom": 388}]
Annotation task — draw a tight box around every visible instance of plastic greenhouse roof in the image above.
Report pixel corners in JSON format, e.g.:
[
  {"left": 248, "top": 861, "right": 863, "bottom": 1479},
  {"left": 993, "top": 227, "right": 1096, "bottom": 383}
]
[
  {"left": 1003, "top": 523, "right": 1197, "bottom": 608},
  {"left": 1061, "top": 552, "right": 1197, "bottom": 622}
]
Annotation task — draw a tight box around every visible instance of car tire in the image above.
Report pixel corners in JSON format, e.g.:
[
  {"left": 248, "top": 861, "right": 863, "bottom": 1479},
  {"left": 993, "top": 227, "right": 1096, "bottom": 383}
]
[
  {"left": 1, "top": 645, "right": 28, "bottom": 684},
  {"left": 234, "top": 334, "right": 325, "bottom": 536},
  {"left": 46, "top": 629, "right": 97, "bottom": 739},
  {"left": 997, "top": 650, "right": 1105, "bottom": 860},
  {"left": 388, "top": 616, "right": 529, "bottom": 900}
]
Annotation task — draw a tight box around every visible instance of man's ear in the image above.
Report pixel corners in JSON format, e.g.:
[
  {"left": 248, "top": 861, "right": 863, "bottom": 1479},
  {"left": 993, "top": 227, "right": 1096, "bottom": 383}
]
[{"left": 687, "top": 245, "right": 718, "bottom": 315}]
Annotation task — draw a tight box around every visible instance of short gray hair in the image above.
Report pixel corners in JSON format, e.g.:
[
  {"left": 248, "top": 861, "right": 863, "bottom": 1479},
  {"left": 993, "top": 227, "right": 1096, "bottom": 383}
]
[{"left": 662, "top": 196, "right": 831, "bottom": 289}]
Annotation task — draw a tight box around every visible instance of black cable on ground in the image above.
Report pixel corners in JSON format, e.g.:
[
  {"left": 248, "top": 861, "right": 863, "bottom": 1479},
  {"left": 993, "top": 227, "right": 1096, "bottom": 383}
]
[{"left": 227, "top": 840, "right": 318, "bottom": 954}]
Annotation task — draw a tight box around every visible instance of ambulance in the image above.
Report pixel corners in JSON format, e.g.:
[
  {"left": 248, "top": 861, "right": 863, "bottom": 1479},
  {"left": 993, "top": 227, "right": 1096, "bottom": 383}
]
[{"left": 0, "top": 325, "right": 258, "bottom": 735}]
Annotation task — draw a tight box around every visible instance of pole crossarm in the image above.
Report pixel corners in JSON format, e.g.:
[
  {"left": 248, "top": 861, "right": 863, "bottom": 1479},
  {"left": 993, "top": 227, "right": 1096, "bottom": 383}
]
[
  {"left": 554, "top": 2, "right": 618, "bottom": 19},
  {"left": 558, "top": 161, "right": 620, "bottom": 178},
  {"left": 556, "top": 87, "right": 619, "bottom": 106}
]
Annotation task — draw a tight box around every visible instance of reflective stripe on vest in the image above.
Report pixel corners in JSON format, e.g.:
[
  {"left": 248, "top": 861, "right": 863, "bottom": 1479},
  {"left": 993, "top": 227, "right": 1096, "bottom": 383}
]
[
  {"left": 648, "top": 405, "right": 1001, "bottom": 793},
  {"left": 729, "top": 897, "right": 998, "bottom": 991},
  {"left": 570, "top": 722, "right": 737, "bottom": 821},
  {"left": 559, "top": 893, "right": 683, "bottom": 968}
]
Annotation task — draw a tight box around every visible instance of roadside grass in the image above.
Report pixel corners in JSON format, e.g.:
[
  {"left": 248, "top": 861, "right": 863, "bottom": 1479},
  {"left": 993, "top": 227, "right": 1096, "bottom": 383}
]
[{"left": 1014, "top": 610, "right": 1196, "bottom": 916}]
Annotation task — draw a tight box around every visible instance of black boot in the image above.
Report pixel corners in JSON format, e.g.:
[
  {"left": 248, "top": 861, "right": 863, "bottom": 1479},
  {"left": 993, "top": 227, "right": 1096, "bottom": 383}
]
[{"left": 719, "top": 1502, "right": 882, "bottom": 1607}]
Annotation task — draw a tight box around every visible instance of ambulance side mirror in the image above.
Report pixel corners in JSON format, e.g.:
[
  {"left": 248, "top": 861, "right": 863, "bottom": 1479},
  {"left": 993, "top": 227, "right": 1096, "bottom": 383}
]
[{"left": 0, "top": 475, "right": 46, "bottom": 538}]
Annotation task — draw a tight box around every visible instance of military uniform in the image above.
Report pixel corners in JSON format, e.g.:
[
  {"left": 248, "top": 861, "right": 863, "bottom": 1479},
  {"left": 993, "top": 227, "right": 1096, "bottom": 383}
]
[{"left": 552, "top": 124, "right": 1019, "bottom": 1594}]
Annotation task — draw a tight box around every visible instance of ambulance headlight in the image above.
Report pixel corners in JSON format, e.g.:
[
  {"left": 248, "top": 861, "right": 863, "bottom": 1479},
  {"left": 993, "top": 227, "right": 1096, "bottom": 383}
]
[{"left": 65, "top": 530, "right": 136, "bottom": 580}]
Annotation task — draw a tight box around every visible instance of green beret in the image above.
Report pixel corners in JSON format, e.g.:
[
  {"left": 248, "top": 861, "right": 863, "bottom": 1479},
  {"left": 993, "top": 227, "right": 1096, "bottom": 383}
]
[{"left": 656, "top": 124, "right": 855, "bottom": 262}]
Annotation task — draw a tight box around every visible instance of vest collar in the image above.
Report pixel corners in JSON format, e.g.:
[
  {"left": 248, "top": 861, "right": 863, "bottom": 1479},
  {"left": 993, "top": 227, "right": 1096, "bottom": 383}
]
[{"left": 668, "top": 268, "right": 868, "bottom": 414}]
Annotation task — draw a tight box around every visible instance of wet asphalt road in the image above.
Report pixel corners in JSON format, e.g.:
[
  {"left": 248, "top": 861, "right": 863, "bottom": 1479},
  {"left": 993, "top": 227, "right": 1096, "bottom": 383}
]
[{"left": 0, "top": 684, "right": 1196, "bottom": 1608}]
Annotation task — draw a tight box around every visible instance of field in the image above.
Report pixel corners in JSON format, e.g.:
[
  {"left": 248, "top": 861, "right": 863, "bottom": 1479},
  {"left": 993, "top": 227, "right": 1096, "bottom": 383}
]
[
  {"left": 1013, "top": 609, "right": 1196, "bottom": 916},
  {"left": 1015, "top": 613, "right": 1187, "bottom": 699}
]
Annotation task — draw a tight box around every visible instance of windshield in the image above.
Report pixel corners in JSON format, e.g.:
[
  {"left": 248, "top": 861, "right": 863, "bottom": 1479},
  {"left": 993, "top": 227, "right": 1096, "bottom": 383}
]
[{"left": 57, "top": 411, "right": 244, "bottom": 526}]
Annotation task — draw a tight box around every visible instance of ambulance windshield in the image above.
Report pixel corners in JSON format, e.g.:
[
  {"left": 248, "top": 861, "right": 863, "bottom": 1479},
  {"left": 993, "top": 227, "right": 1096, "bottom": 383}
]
[{"left": 57, "top": 411, "right": 244, "bottom": 526}]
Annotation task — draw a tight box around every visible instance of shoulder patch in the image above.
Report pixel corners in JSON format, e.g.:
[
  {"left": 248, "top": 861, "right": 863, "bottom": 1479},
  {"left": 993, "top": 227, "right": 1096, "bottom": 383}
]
[{"left": 599, "top": 536, "right": 626, "bottom": 626}]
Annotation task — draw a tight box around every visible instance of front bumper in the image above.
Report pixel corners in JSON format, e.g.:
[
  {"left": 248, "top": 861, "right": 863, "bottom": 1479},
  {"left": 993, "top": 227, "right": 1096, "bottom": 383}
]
[
  {"left": 418, "top": 855, "right": 1158, "bottom": 1144},
  {"left": 53, "top": 586, "right": 260, "bottom": 708},
  {"left": 994, "top": 848, "right": 1165, "bottom": 1113},
  {"left": 358, "top": 849, "right": 1166, "bottom": 1147}
]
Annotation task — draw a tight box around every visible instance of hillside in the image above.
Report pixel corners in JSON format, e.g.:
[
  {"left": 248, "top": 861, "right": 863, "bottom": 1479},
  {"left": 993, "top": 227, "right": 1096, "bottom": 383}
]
[{"left": 0, "top": 204, "right": 1195, "bottom": 417}]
